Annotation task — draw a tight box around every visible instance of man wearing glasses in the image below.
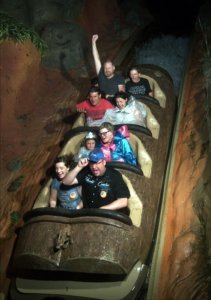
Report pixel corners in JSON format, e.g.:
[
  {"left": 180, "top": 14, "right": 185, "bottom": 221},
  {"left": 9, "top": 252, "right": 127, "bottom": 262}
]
[{"left": 63, "top": 148, "right": 130, "bottom": 215}]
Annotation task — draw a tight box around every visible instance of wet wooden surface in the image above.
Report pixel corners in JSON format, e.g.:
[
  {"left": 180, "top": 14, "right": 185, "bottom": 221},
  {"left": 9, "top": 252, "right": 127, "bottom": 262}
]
[{"left": 123, "top": 65, "right": 177, "bottom": 260}]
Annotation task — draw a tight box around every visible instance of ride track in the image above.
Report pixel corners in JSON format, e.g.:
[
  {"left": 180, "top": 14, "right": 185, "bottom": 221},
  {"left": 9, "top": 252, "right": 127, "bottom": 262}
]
[{"left": 8, "top": 59, "right": 177, "bottom": 299}]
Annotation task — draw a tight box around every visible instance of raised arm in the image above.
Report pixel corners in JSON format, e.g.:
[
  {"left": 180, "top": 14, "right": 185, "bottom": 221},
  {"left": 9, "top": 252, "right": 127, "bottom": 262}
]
[
  {"left": 92, "top": 34, "right": 101, "bottom": 75},
  {"left": 62, "top": 158, "right": 89, "bottom": 185}
]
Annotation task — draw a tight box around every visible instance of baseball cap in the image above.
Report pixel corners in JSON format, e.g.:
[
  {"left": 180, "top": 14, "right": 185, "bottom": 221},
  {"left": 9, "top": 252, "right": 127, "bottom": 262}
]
[{"left": 88, "top": 148, "right": 105, "bottom": 163}]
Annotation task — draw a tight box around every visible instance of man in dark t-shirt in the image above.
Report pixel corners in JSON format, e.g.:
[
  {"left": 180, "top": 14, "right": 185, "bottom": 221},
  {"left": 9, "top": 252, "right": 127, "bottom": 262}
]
[
  {"left": 126, "top": 77, "right": 152, "bottom": 99},
  {"left": 98, "top": 67, "right": 125, "bottom": 101},
  {"left": 63, "top": 148, "right": 130, "bottom": 215},
  {"left": 126, "top": 65, "right": 153, "bottom": 99},
  {"left": 92, "top": 34, "right": 125, "bottom": 103}
]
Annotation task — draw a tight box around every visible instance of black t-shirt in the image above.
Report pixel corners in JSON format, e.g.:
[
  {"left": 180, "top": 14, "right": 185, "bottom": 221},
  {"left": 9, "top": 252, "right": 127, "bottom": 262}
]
[
  {"left": 98, "top": 68, "right": 125, "bottom": 97},
  {"left": 126, "top": 78, "right": 152, "bottom": 98},
  {"left": 77, "top": 166, "right": 130, "bottom": 214}
]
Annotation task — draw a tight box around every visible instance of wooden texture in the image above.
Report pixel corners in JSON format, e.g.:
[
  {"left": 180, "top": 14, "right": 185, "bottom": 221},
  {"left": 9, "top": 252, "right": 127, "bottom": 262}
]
[{"left": 10, "top": 65, "right": 177, "bottom": 285}]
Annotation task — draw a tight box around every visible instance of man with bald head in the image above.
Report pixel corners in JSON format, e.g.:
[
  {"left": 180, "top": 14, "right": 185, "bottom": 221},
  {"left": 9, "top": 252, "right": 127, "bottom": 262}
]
[{"left": 92, "top": 34, "right": 125, "bottom": 104}]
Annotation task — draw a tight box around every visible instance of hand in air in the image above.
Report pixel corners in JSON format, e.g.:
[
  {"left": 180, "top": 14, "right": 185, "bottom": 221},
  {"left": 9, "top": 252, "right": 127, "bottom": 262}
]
[
  {"left": 78, "top": 158, "right": 89, "bottom": 168},
  {"left": 92, "top": 34, "right": 99, "bottom": 43}
]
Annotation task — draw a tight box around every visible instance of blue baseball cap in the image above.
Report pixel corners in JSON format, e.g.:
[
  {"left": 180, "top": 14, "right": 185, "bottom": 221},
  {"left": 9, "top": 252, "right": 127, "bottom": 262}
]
[{"left": 88, "top": 148, "right": 105, "bottom": 163}]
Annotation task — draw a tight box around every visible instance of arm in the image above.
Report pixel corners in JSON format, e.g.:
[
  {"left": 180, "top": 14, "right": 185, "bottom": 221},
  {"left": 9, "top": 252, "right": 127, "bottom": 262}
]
[
  {"left": 76, "top": 107, "right": 86, "bottom": 113},
  {"left": 118, "top": 74, "right": 125, "bottom": 92},
  {"left": 122, "top": 139, "right": 137, "bottom": 166},
  {"left": 118, "top": 84, "right": 125, "bottom": 92},
  {"left": 49, "top": 188, "right": 58, "bottom": 208},
  {"left": 100, "top": 197, "right": 128, "bottom": 210},
  {"left": 62, "top": 158, "right": 89, "bottom": 185},
  {"left": 76, "top": 101, "right": 87, "bottom": 113},
  {"left": 145, "top": 78, "right": 153, "bottom": 97},
  {"left": 76, "top": 200, "right": 83, "bottom": 209},
  {"left": 92, "top": 34, "right": 101, "bottom": 75}
]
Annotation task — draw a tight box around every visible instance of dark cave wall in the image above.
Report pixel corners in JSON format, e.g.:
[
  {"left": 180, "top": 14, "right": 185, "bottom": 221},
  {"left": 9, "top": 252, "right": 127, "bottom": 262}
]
[{"left": 0, "top": 0, "right": 152, "bottom": 76}]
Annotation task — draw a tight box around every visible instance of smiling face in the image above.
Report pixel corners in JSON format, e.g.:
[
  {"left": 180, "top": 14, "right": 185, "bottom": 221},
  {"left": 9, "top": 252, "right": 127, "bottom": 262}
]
[
  {"left": 89, "top": 159, "right": 106, "bottom": 177},
  {"left": 103, "top": 61, "right": 115, "bottom": 78},
  {"left": 116, "top": 97, "right": 127, "bottom": 110},
  {"left": 55, "top": 162, "right": 69, "bottom": 180},
  {"left": 89, "top": 91, "right": 101, "bottom": 106},
  {"left": 85, "top": 139, "right": 96, "bottom": 150}
]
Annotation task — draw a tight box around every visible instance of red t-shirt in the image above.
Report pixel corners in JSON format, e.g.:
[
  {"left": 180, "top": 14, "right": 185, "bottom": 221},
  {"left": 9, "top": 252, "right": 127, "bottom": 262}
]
[{"left": 76, "top": 98, "right": 113, "bottom": 120}]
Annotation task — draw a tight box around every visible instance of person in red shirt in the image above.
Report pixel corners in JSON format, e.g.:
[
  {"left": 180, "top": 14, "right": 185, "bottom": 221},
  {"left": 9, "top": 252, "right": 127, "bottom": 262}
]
[{"left": 76, "top": 86, "right": 114, "bottom": 121}]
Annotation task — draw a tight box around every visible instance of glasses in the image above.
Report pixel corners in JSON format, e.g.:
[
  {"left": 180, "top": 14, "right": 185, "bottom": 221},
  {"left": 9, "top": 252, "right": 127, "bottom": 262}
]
[{"left": 99, "top": 130, "right": 110, "bottom": 136}]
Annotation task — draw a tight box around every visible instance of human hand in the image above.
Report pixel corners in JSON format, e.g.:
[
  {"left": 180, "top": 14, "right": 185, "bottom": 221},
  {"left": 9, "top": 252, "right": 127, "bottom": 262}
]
[
  {"left": 92, "top": 34, "right": 99, "bottom": 43},
  {"left": 78, "top": 158, "right": 89, "bottom": 168},
  {"left": 76, "top": 107, "right": 86, "bottom": 113}
]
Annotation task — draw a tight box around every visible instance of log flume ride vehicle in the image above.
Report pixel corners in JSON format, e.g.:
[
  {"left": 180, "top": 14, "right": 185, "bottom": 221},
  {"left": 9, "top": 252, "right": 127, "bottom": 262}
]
[{"left": 9, "top": 64, "right": 177, "bottom": 300}]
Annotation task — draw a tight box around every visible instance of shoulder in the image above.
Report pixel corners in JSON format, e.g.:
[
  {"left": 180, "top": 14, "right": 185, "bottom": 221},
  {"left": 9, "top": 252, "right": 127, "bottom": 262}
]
[
  {"left": 115, "top": 72, "right": 124, "bottom": 79},
  {"left": 101, "top": 98, "right": 114, "bottom": 107},
  {"left": 98, "top": 67, "right": 105, "bottom": 78},
  {"left": 76, "top": 100, "right": 89, "bottom": 108},
  {"left": 140, "top": 77, "right": 150, "bottom": 84},
  {"left": 114, "top": 73, "right": 125, "bottom": 82},
  {"left": 77, "top": 166, "right": 90, "bottom": 179},
  {"left": 126, "top": 80, "right": 133, "bottom": 86},
  {"left": 78, "top": 146, "right": 88, "bottom": 155},
  {"left": 106, "top": 167, "right": 122, "bottom": 177},
  {"left": 51, "top": 178, "right": 60, "bottom": 190}
]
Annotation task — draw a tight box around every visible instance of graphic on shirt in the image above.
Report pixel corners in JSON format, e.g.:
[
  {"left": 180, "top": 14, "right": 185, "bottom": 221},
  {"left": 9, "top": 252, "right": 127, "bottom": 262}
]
[
  {"left": 69, "top": 191, "right": 77, "bottom": 200},
  {"left": 85, "top": 174, "right": 96, "bottom": 184},
  {"left": 99, "top": 182, "right": 110, "bottom": 198},
  {"left": 85, "top": 174, "right": 111, "bottom": 196},
  {"left": 128, "top": 85, "right": 146, "bottom": 95}
]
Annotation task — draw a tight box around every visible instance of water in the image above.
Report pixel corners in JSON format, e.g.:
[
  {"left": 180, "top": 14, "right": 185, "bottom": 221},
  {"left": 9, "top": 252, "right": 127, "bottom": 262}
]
[{"left": 135, "top": 35, "right": 191, "bottom": 96}]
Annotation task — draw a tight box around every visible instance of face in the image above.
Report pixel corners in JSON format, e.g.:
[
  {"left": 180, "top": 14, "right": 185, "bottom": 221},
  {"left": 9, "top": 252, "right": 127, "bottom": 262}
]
[
  {"left": 89, "top": 159, "right": 106, "bottom": 177},
  {"left": 85, "top": 139, "right": 96, "bottom": 150},
  {"left": 129, "top": 69, "right": 141, "bottom": 83},
  {"left": 55, "top": 162, "right": 69, "bottom": 179},
  {"left": 103, "top": 62, "right": 115, "bottom": 78},
  {"left": 89, "top": 92, "right": 101, "bottom": 106},
  {"left": 116, "top": 97, "right": 127, "bottom": 110},
  {"left": 99, "top": 128, "right": 114, "bottom": 144}
]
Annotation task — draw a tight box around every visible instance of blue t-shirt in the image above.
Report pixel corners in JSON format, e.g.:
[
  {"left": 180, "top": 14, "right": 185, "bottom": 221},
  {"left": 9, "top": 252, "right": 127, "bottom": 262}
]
[{"left": 51, "top": 178, "right": 81, "bottom": 209}]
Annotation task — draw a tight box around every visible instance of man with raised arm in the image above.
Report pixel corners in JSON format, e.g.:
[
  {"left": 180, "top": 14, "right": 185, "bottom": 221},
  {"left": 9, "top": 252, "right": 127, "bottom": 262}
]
[
  {"left": 63, "top": 148, "right": 130, "bottom": 215},
  {"left": 92, "top": 34, "right": 125, "bottom": 103}
]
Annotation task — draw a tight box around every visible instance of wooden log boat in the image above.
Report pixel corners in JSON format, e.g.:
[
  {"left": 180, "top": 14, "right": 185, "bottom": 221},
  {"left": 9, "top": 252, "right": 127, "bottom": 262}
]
[
  {"left": 9, "top": 64, "right": 176, "bottom": 300},
  {"left": 72, "top": 102, "right": 160, "bottom": 139}
]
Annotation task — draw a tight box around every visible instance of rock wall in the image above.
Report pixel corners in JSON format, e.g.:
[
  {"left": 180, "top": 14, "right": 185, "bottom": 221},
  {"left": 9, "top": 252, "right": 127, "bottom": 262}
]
[{"left": 148, "top": 31, "right": 211, "bottom": 300}]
